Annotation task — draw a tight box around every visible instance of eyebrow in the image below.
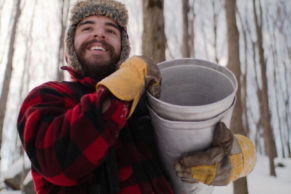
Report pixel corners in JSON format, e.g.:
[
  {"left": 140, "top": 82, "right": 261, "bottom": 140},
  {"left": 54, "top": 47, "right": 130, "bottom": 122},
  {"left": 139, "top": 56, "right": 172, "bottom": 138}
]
[
  {"left": 78, "top": 20, "right": 121, "bottom": 31},
  {"left": 78, "top": 20, "right": 95, "bottom": 27},
  {"left": 105, "top": 22, "right": 121, "bottom": 31}
]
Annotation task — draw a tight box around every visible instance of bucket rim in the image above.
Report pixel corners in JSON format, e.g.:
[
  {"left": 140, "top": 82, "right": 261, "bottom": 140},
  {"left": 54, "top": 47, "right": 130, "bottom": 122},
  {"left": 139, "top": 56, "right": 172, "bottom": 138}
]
[
  {"left": 147, "top": 58, "right": 238, "bottom": 111},
  {"left": 148, "top": 97, "right": 236, "bottom": 124}
]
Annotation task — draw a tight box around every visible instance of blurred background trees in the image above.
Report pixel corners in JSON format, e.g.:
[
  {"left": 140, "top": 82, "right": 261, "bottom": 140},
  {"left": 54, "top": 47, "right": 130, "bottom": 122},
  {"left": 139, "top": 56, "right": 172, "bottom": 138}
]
[{"left": 0, "top": 0, "right": 290, "bottom": 193}]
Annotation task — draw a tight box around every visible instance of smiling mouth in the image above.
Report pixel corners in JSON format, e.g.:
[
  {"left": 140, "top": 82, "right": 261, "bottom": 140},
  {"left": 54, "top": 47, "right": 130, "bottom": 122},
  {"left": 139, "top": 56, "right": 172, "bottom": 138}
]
[{"left": 89, "top": 46, "right": 107, "bottom": 52}]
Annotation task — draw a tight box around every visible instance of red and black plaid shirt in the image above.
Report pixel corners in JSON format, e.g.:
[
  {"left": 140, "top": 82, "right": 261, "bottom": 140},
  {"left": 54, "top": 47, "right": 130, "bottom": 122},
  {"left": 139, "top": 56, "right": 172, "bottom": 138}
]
[{"left": 17, "top": 67, "right": 173, "bottom": 194}]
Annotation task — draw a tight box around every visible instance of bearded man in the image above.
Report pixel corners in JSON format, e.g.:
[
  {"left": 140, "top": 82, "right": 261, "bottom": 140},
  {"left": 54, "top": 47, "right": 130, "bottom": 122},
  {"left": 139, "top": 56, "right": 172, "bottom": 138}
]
[{"left": 17, "top": 0, "right": 256, "bottom": 193}]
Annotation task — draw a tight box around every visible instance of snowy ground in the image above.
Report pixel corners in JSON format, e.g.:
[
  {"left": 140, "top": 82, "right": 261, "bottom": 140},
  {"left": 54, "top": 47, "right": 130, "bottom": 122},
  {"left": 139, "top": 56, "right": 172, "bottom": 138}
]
[
  {"left": 0, "top": 155, "right": 290, "bottom": 194},
  {"left": 213, "top": 155, "right": 291, "bottom": 194},
  {"left": 0, "top": 191, "right": 21, "bottom": 194}
]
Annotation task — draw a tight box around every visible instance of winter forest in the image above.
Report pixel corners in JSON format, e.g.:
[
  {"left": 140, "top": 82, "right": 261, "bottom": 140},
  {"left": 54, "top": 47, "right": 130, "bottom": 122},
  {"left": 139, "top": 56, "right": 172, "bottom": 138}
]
[{"left": 0, "top": 0, "right": 291, "bottom": 193}]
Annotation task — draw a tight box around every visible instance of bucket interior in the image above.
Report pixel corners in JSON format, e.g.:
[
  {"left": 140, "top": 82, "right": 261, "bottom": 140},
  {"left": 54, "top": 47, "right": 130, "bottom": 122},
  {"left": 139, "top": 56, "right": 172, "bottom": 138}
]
[{"left": 160, "top": 65, "right": 234, "bottom": 106}]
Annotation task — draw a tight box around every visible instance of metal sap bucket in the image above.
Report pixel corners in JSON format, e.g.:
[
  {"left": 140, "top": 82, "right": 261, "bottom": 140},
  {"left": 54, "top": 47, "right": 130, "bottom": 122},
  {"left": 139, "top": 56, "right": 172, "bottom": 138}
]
[
  {"left": 147, "top": 59, "right": 237, "bottom": 121},
  {"left": 146, "top": 59, "right": 237, "bottom": 194},
  {"left": 148, "top": 101, "right": 235, "bottom": 194}
]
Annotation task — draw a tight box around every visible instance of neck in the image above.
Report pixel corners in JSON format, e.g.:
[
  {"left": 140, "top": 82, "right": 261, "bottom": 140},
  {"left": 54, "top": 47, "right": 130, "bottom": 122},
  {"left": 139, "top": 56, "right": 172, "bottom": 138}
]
[{"left": 84, "top": 67, "right": 116, "bottom": 82}]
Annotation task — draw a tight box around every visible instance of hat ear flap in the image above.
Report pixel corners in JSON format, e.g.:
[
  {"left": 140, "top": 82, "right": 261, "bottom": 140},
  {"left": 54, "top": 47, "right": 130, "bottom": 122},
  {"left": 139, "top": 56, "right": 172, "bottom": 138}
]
[{"left": 64, "top": 53, "right": 69, "bottom": 64}]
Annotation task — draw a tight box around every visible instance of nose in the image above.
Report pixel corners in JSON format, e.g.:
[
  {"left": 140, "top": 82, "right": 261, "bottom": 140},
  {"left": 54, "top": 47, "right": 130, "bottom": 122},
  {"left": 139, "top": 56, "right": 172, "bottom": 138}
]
[
  {"left": 94, "top": 34, "right": 105, "bottom": 39},
  {"left": 93, "top": 28, "right": 105, "bottom": 39}
]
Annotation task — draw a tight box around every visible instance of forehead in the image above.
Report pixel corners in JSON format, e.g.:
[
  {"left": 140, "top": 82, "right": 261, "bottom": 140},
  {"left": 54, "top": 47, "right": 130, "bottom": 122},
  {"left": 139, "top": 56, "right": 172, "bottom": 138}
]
[{"left": 77, "top": 15, "right": 118, "bottom": 27}]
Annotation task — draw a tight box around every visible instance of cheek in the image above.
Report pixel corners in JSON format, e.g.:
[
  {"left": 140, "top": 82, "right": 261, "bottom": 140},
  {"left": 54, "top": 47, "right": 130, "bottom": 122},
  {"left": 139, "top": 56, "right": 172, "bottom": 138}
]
[
  {"left": 74, "top": 33, "right": 87, "bottom": 51},
  {"left": 73, "top": 37, "right": 80, "bottom": 52},
  {"left": 112, "top": 38, "right": 121, "bottom": 54}
]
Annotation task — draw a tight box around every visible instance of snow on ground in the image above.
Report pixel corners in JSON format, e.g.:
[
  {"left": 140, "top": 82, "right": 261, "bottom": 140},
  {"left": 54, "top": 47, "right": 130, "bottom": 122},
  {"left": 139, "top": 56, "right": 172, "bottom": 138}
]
[
  {"left": 0, "top": 191, "right": 21, "bottom": 194},
  {"left": 1, "top": 154, "right": 290, "bottom": 194},
  {"left": 213, "top": 155, "right": 291, "bottom": 194}
]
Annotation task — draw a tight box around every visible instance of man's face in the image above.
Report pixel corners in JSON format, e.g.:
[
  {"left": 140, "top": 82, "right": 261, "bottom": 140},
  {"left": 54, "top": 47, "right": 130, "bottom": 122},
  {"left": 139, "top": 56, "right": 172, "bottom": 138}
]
[{"left": 74, "top": 16, "right": 122, "bottom": 80}]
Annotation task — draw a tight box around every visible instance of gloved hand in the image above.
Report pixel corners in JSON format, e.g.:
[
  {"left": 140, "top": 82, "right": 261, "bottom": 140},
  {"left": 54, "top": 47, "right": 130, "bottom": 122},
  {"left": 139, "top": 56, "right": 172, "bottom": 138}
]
[
  {"left": 97, "top": 56, "right": 161, "bottom": 118},
  {"left": 139, "top": 56, "right": 161, "bottom": 98},
  {"left": 174, "top": 122, "right": 256, "bottom": 186}
]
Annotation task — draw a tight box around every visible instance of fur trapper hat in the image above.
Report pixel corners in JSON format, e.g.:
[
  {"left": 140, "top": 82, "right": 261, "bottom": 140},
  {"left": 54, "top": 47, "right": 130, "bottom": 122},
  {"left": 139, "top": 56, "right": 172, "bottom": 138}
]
[{"left": 65, "top": 0, "right": 130, "bottom": 74}]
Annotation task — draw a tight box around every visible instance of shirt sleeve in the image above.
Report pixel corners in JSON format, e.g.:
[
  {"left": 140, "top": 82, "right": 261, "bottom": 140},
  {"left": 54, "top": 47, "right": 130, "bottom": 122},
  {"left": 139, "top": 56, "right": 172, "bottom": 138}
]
[{"left": 17, "top": 83, "right": 130, "bottom": 186}]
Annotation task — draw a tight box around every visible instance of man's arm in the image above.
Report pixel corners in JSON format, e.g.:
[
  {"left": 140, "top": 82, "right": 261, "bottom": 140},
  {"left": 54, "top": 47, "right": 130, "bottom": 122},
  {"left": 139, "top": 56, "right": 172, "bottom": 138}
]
[
  {"left": 17, "top": 56, "right": 161, "bottom": 187},
  {"left": 17, "top": 84, "right": 129, "bottom": 186}
]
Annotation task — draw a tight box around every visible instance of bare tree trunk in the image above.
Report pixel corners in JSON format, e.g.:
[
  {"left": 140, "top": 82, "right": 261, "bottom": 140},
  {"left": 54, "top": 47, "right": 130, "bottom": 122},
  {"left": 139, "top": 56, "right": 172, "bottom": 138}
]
[
  {"left": 283, "top": 60, "right": 291, "bottom": 157},
  {"left": 201, "top": 20, "right": 210, "bottom": 60},
  {"left": 252, "top": 40, "right": 263, "bottom": 155},
  {"left": 182, "top": 0, "right": 190, "bottom": 57},
  {"left": 0, "top": 0, "right": 22, "bottom": 171},
  {"left": 0, "top": 2, "right": 4, "bottom": 66},
  {"left": 268, "top": 20, "right": 285, "bottom": 158},
  {"left": 252, "top": 0, "right": 277, "bottom": 176},
  {"left": 282, "top": 53, "right": 291, "bottom": 158},
  {"left": 56, "top": 0, "right": 70, "bottom": 81},
  {"left": 0, "top": 0, "right": 4, "bottom": 34},
  {"left": 225, "top": 0, "right": 249, "bottom": 194},
  {"left": 236, "top": 6, "right": 250, "bottom": 135},
  {"left": 18, "top": 0, "right": 37, "bottom": 103},
  {"left": 189, "top": 0, "right": 196, "bottom": 57},
  {"left": 142, "top": 0, "right": 166, "bottom": 64},
  {"left": 212, "top": 0, "right": 219, "bottom": 64},
  {"left": 278, "top": 4, "right": 291, "bottom": 158},
  {"left": 225, "top": 0, "right": 245, "bottom": 136},
  {"left": 246, "top": 14, "right": 264, "bottom": 155},
  {"left": 13, "top": 0, "right": 37, "bottom": 166},
  {"left": 181, "top": 0, "right": 195, "bottom": 58}
]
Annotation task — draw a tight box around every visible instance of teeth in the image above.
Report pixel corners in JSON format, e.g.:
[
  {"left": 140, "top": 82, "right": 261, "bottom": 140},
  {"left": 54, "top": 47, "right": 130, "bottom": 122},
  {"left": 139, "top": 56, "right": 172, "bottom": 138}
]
[{"left": 90, "top": 46, "right": 105, "bottom": 51}]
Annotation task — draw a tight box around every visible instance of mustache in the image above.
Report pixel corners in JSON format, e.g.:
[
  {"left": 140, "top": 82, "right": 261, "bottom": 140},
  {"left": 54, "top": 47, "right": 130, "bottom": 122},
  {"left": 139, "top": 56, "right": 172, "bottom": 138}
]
[{"left": 79, "top": 39, "right": 113, "bottom": 52}]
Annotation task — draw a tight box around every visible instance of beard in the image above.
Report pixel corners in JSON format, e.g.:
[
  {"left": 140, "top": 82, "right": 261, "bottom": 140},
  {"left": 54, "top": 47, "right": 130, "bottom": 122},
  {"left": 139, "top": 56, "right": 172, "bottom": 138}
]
[{"left": 75, "top": 39, "right": 120, "bottom": 81}]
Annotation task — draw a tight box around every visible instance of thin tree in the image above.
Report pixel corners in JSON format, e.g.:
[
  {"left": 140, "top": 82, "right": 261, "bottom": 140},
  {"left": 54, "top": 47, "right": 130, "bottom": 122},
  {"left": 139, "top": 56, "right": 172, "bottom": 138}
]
[
  {"left": 276, "top": 1, "right": 291, "bottom": 158},
  {"left": 142, "top": 0, "right": 166, "bottom": 63},
  {"left": 200, "top": 20, "right": 210, "bottom": 60},
  {"left": 236, "top": 5, "right": 250, "bottom": 135},
  {"left": 14, "top": 1, "right": 38, "bottom": 169},
  {"left": 0, "top": 0, "right": 8, "bottom": 70},
  {"left": 56, "top": 0, "right": 71, "bottom": 81},
  {"left": 0, "top": 0, "right": 4, "bottom": 33},
  {"left": 252, "top": 0, "right": 277, "bottom": 176},
  {"left": 18, "top": 0, "right": 38, "bottom": 104},
  {"left": 266, "top": 6, "right": 286, "bottom": 158},
  {"left": 181, "top": 0, "right": 195, "bottom": 58},
  {"left": 283, "top": 59, "right": 291, "bottom": 158},
  {"left": 282, "top": 45, "right": 291, "bottom": 158},
  {"left": 211, "top": 0, "right": 220, "bottom": 64},
  {"left": 224, "top": 0, "right": 249, "bottom": 194},
  {"left": 0, "top": 0, "right": 22, "bottom": 171},
  {"left": 271, "top": 32, "right": 285, "bottom": 158},
  {"left": 189, "top": 0, "right": 196, "bottom": 57},
  {"left": 244, "top": 8, "right": 264, "bottom": 155}
]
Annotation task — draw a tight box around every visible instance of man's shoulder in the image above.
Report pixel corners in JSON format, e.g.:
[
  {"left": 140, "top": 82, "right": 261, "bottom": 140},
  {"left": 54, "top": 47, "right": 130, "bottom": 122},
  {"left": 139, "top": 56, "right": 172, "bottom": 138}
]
[
  {"left": 30, "top": 81, "right": 72, "bottom": 94},
  {"left": 26, "top": 81, "right": 83, "bottom": 99}
]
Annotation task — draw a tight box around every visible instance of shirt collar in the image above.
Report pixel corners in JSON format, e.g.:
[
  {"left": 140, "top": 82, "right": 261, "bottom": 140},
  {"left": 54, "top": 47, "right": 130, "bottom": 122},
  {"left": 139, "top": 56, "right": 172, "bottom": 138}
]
[{"left": 61, "top": 66, "right": 97, "bottom": 90}]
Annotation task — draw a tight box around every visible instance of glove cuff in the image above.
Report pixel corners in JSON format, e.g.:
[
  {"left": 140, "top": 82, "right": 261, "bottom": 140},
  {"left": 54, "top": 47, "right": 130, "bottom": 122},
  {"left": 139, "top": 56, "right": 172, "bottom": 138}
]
[
  {"left": 97, "top": 57, "right": 148, "bottom": 118},
  {"left": 228, "top": 135, "right": 256, "bottom": 183}
]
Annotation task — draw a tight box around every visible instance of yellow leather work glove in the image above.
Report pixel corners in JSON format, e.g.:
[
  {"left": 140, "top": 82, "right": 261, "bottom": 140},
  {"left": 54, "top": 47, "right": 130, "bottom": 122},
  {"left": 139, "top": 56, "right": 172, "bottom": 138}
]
[
  {"left": 174, "top": 122, "right": 256, "bottom": 186},
  {"left": 97, "top": 56, "right": 161, "bottom": 118}
]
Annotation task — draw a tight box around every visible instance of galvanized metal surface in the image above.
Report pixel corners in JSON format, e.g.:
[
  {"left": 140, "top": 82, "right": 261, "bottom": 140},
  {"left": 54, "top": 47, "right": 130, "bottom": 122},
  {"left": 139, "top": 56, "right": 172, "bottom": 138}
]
[
  {"left": 147, "top": 59, "right": 237, "bottom": 121},
  {"left": 148, "top": 101, "right": 234, "bottom": 194},
  {"left": 146, "top": 59, "right": 237, "bottom": 194}
]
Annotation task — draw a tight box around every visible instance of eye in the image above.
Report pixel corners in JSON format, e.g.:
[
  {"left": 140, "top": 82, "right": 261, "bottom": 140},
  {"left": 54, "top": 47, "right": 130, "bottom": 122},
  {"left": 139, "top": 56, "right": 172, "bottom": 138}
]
[
  {"left": 106, "top": 29, "right": 116, "bottom": 35},
  {"left": 82, "top": 27, "right": 92, "bottom": 31}
]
